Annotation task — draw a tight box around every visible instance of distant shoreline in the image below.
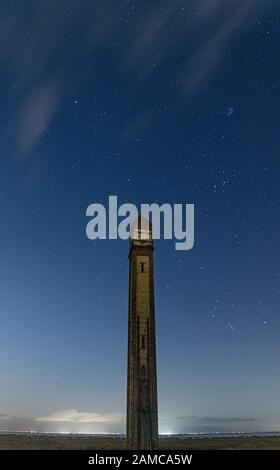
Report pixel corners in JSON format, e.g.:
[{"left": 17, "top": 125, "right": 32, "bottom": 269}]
[
  {"left": 1, "top": 434, "right": 280, "bottom": 450},
  {"left": 1, "top": 430, "right": 280, "bottom": 438}
]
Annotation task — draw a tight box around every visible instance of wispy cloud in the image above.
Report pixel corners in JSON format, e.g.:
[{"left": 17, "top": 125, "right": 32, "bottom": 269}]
[
  {"left": 0, "top": 410, "right": 124, "bottom": 433},
  {"left": 15, "top": 78, "right": 62, "bottom": 155},
  {"left": 184, "top": 0, "right": 269, "bottom": 96},
  {"left": 183, "top": 415, "right": 257, "bottom": 423},
  {"left": 37, "top": 409, "right": 122, "bottom": 424},
  {"left": 120, "top": 110, "right": 153, "bottom": 145},
  {"left": 124, "top": 1, "right": 184, "bottom": 78},
  {"left": 159, "top": 414, "right": 261, "bottom": 434},
  {"left": 0, "top": 0, "right": 275, "bottom": 156}
]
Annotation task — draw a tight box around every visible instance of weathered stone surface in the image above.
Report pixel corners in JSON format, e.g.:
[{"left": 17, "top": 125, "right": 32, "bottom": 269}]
[{"left": 126, "top": 217, "right": 158, "bottom": 450}]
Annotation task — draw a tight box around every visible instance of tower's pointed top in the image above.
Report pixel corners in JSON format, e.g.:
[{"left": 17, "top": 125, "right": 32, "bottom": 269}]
[
  {"left": 131, "top": 215, "right": 152, "bottom": 240},
  {"left": 135, "top": 215, "right": 152, "bottom": 228}
]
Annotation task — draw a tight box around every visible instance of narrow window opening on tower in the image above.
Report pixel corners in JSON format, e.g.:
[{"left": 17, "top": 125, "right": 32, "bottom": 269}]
[
  {"left": 140, "top": 262, "right": 145, "bottom": 273},
  {"left": 141, "top": 335, "right": 146, "bottom": 349},
  {"left": 141, "top": 364, "right": 146, "bottom": 377}
]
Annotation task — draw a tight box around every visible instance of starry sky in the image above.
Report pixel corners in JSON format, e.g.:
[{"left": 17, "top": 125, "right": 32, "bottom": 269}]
[{"left": 0, "top": 0, "right": 279, "bottom": 435}]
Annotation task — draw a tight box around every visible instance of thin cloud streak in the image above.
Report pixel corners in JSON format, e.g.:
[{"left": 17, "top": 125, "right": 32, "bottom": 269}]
[
  {"left": 15, "top": 78, "right": 62, "bottom": 155},
  {"left": 183, "top": 0, "right": 275, "bottom": 96},
  {"left": 37, "top": 409, "right": 122, "bottom": 424},
  {"left": 0, "top": 1, "right": 276, "bottom": 155}
]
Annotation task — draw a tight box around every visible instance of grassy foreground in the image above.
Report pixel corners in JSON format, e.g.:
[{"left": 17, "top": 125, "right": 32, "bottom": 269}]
[{"left": 1, "top": 435, "right": 280, "bottom": 450}]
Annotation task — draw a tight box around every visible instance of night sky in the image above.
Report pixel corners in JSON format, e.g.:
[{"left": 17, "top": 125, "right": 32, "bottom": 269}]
[{"left": 0, "top": 0, "right": 280, "bottom": 434}]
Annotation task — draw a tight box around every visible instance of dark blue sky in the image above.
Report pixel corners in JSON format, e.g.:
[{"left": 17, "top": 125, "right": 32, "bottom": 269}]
[{"left": 0, "top": 0, "right": 279, "bottom": 434}]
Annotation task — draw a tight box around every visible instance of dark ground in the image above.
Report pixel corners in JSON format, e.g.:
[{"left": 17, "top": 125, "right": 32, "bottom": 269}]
[{"left": 1, "top": 435, "right": 280, "bottom": 450}]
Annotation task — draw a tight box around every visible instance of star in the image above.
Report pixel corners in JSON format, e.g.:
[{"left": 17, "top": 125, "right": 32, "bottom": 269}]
[{"left": 226, "top": 107, "right": 234, "bottom": 117}]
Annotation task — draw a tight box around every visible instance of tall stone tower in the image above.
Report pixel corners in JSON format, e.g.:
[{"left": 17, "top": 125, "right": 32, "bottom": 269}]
[{"left": 126, "top": 216, "right": 158, "bottom": 450}]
